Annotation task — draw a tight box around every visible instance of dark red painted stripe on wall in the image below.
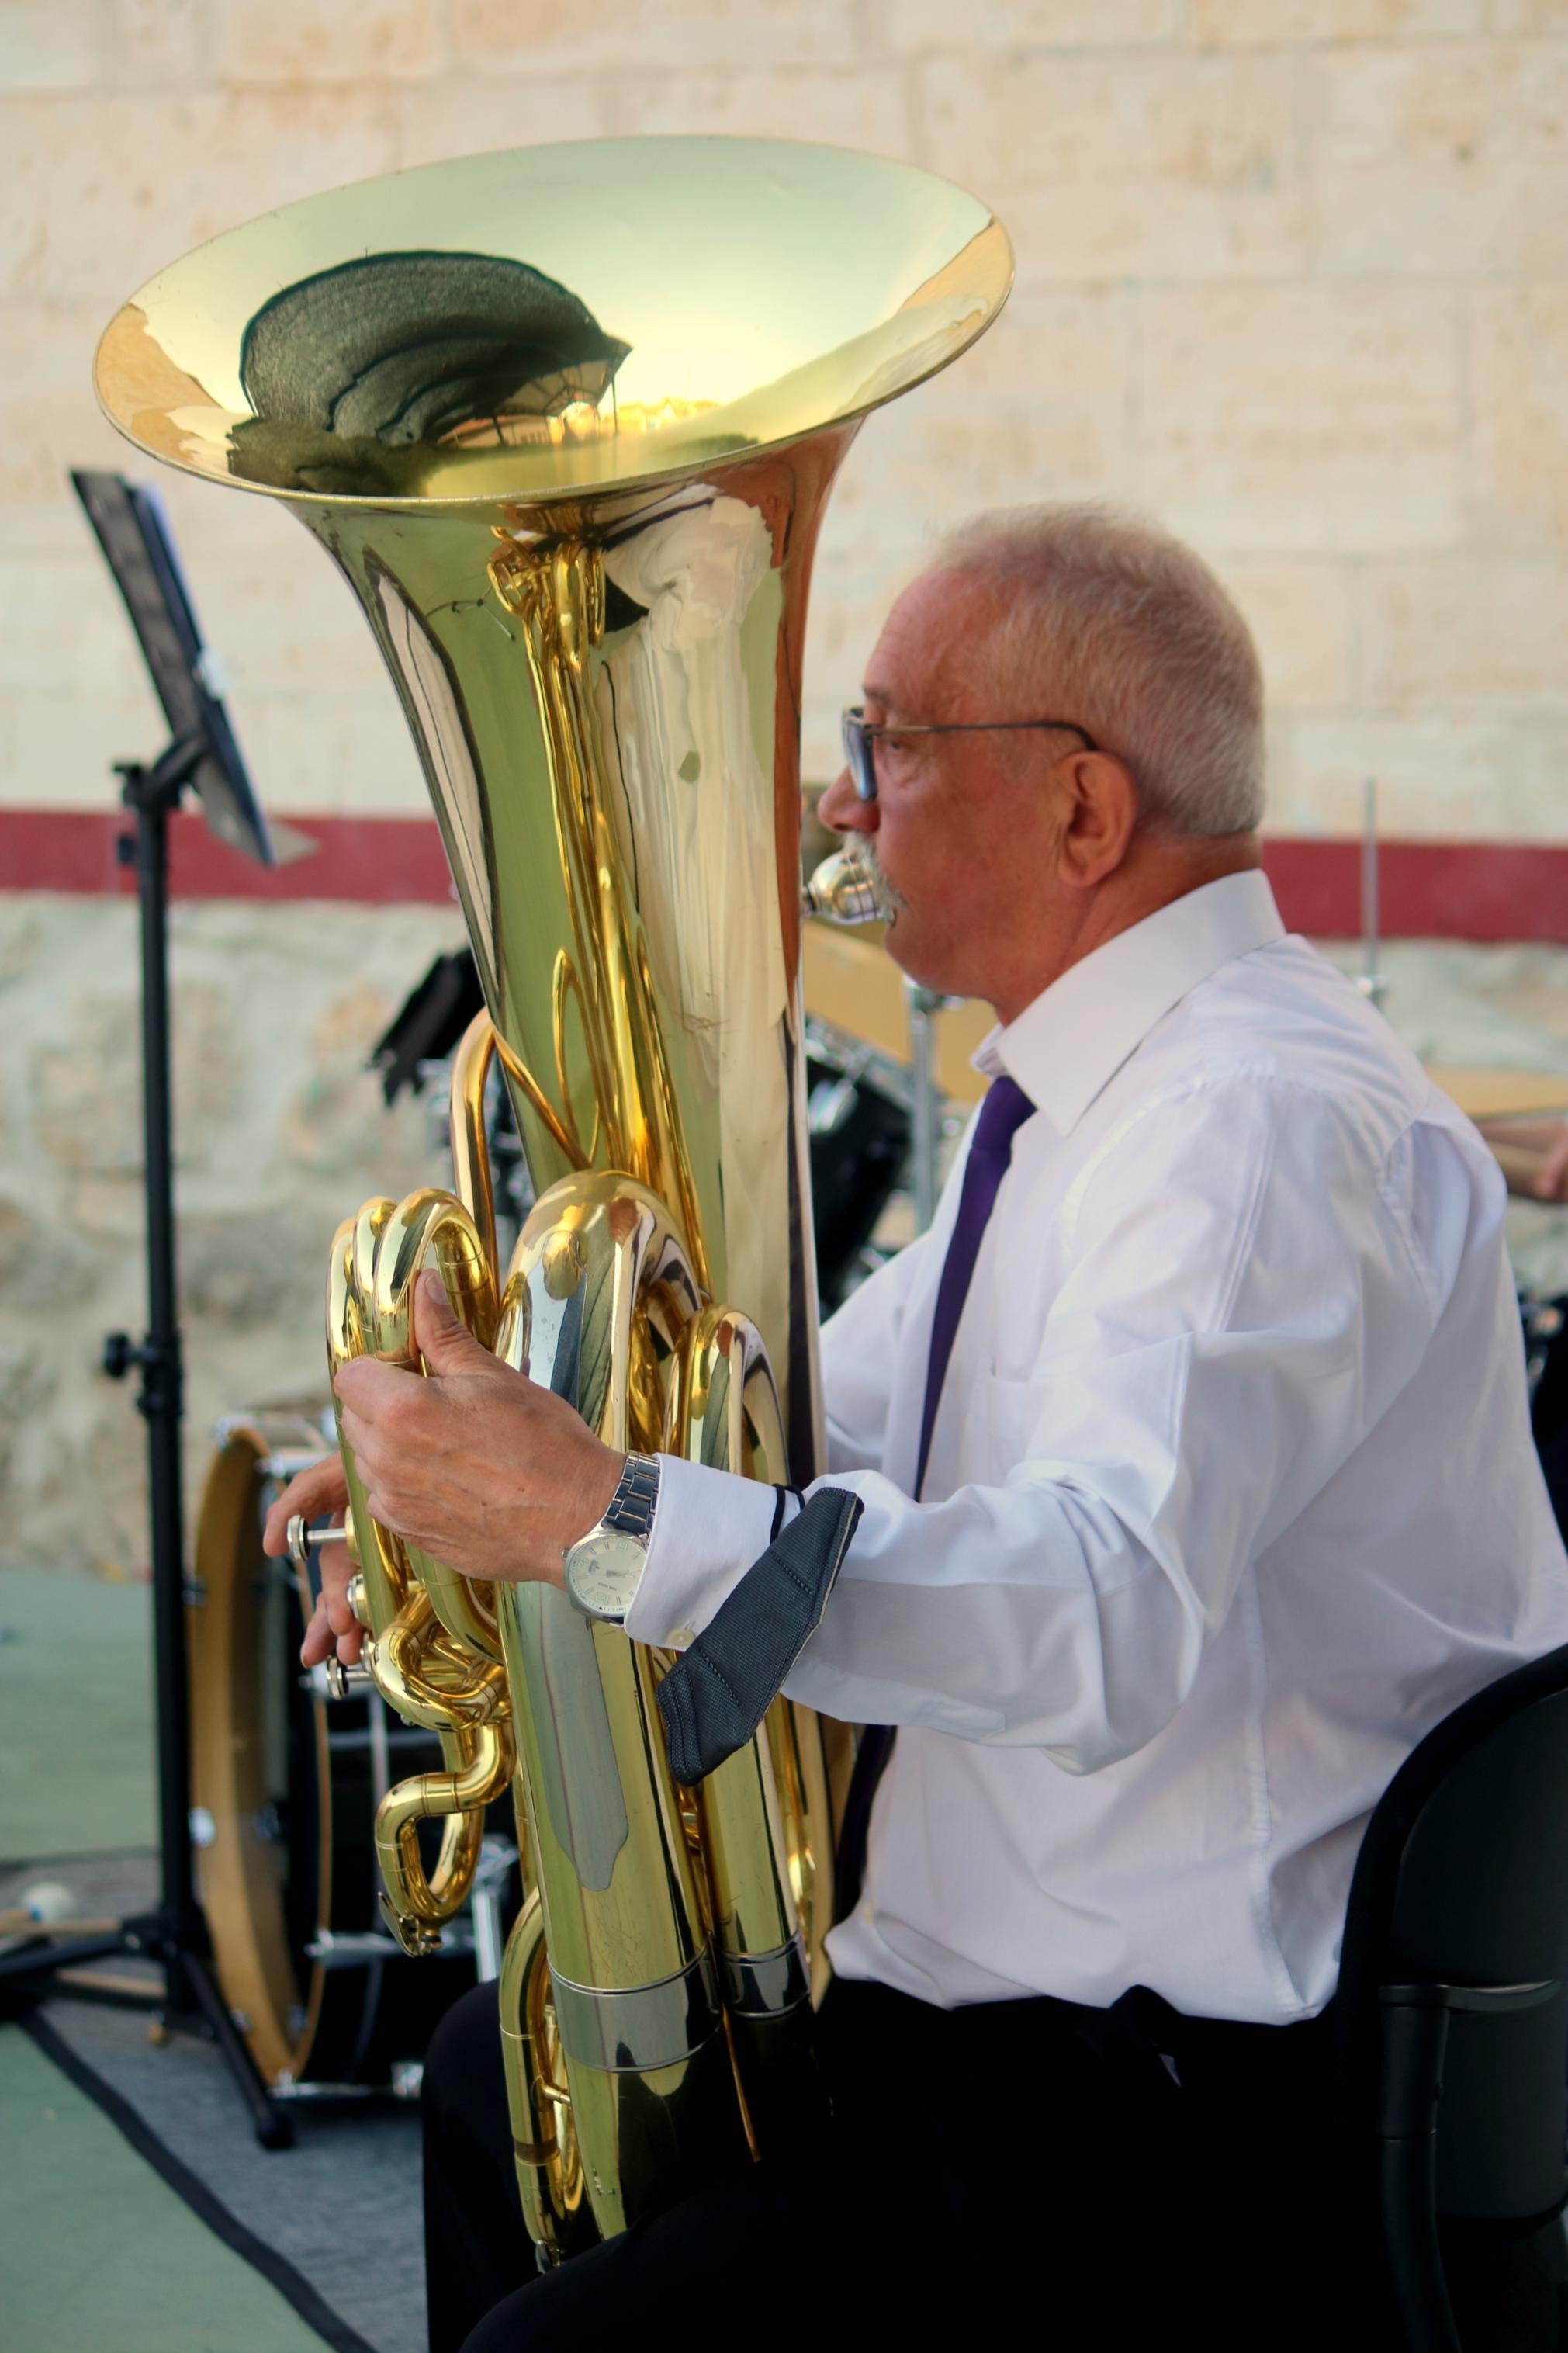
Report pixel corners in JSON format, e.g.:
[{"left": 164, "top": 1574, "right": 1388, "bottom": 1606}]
[
  {"left": 1258, "top": 838, "right": 1566, "bottom": 945},
  {"left": 0, "top": 808, "right": 455, "bottom": 904},
  {"left": 2, "top": 808, "right": 1566, "bottom": 943}
]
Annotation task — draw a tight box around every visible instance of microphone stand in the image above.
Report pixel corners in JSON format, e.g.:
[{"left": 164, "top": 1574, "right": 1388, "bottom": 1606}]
[{"left": 0, "top": 738, "right": 292, "bottom": 2149}]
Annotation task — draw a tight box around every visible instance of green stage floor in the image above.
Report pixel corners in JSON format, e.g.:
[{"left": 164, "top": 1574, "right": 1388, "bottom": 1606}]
[
  {"left": 0, "top": 2025, "right": 332, "bottom": 2353},
  {"left": 0, "top": 1566, "right": 417, "bottom": 2353},
  {"left": 0, "top": 1568, "right": 156, "bottom": 1862}
]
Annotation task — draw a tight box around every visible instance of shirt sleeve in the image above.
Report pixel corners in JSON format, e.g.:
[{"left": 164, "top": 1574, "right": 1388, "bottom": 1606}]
[
  {"left": 626, "top": 1073, "right": 1447, "bottom": 1774},
  {"left": 819, "top": 1225, "right": 935, "bottom": 1475}
]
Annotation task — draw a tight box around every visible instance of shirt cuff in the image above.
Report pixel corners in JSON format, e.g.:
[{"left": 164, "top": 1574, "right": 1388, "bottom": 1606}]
[{"left": 623, "top": 1454, "right": 783, "bottom": 1651}]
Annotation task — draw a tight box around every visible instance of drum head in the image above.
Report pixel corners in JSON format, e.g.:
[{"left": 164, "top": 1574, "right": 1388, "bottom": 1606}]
[{"left": 190, "top": 1424, "right": 327, "bottom": 2086}]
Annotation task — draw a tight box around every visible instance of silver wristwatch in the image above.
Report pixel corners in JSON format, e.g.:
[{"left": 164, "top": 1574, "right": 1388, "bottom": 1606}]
[{"left": 562, "top": 1454, "right": 661, "bottom": 1623}]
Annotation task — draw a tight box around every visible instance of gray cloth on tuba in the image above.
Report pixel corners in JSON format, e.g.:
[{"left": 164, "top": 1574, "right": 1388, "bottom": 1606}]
[{"left": 655, "top": 1487, "right": 863, "bottom": 1785}]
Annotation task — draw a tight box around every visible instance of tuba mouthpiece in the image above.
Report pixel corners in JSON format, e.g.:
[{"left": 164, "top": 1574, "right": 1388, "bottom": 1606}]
[{"left": 802, "top": 849, "right": 882, "bottom": 927}]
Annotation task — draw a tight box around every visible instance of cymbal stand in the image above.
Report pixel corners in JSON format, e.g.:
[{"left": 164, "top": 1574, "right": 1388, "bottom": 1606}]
[
  {"left": 905, "top": 979, "right": 949, "bottom": 1235},
  {"left": 1357, "top": 775, "right": 1390, "bottom": 1013}
]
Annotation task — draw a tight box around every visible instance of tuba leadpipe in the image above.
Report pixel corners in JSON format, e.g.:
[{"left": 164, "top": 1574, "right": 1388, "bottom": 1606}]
[{"left": 95, "top": 135, "right": 1012, "bottom": 2265}]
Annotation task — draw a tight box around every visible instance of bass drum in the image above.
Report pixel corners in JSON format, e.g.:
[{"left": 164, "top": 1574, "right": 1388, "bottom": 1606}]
[{"left": 189, "top": 1416, "right": 510, "bottom": 2096}]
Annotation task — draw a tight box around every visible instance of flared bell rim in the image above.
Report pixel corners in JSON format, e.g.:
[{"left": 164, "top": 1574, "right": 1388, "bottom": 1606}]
[{"left": 92, "top": 133, "right": 1014, "bottom": 515}]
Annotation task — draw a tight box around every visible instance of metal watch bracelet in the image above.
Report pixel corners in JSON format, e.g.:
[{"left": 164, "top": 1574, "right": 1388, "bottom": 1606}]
[{"left": 601, "top": 1454, "right": 660, "bottom": 1542}]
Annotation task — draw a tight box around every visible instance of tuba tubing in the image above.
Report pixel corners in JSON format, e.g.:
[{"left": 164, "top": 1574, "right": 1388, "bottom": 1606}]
[
  {"left": 374, "top": 1721, "right": 514, "bottom": 1958},
  {"left": 327, "top": 1187, "right": 514, "bottom": 1953},
  {"left": 493, "top": 1175, "right": 755, "bottom": 2237}
]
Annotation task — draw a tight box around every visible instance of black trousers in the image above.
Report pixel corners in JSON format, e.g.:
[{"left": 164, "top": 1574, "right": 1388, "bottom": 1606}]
[{"left": 422, "top": 1974, "right": 1413, "bottom": 2351}]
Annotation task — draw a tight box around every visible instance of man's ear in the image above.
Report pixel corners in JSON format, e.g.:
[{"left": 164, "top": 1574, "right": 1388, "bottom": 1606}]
[{"left": 1057, "top": 754, "right": 1138, "bottom": 892}]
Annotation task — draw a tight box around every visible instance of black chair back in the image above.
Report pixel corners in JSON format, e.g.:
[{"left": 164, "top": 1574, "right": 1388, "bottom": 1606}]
[{"left": 1336, "top": 1643, "right": 1568, "bottom": 2348}]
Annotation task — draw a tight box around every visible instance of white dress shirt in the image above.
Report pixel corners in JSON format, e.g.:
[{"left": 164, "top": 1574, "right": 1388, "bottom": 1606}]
[{"left": 625, "top": 871, "right": 1568, "bottom": 2023}]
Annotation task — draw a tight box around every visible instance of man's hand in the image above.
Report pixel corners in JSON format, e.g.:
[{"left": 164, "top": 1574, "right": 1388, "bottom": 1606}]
[
  {"left": 324, "top": 1269, "right": 624, "bottom": 1592},
  {"left": 261, "top": 1454, "right": 360, "bottom": 1669},
  {"left": 1535, "top": 1125, "right": 1568, "bottom": 1203},
  {"left": 1476, "top": 1116, "right": 1568, "bottom": 1204}
]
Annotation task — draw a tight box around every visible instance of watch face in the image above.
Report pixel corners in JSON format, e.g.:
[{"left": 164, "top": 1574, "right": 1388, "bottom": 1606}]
[{"left": 565, "top": 1528, "right": 647, "bottom": 1620}]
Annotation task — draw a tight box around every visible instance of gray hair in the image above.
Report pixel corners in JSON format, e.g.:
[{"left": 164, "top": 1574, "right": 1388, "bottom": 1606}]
[{"left": 933, "top": 504, "right": 1265, "bottom": 837}]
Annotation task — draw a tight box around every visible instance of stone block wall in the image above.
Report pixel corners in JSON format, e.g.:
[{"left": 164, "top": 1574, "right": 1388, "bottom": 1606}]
[
  {"left": 3, "top": 2, "right": 1568, "bottom": 835},
  {"left": 2, "top": 896, "right": 462, "bottom": 1572}
]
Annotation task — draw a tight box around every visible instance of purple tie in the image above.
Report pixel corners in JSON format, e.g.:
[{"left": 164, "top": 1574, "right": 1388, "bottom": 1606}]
[{"left": 915, "top": 1073, "right": 1037, "bottom": 1499}]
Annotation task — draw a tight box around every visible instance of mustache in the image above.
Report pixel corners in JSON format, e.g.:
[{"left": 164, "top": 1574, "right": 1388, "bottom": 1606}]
[{"left": 858, "top": 840, "right": 909, "bottom": 917}]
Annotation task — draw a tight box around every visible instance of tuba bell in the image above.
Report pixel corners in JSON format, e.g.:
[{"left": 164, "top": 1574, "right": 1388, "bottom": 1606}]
[{"left": 95, "top": 135, "right": 1012, "bottom": 2265}]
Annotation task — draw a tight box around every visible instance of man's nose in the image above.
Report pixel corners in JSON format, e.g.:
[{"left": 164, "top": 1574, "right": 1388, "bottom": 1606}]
[{"left": 816, "top": 764, "right": 877, "bottom": 836}]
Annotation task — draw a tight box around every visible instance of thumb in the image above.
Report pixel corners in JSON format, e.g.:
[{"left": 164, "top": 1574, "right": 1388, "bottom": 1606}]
[{"left": 414, "top": 1267, "right": 490, "bottom": 1374}]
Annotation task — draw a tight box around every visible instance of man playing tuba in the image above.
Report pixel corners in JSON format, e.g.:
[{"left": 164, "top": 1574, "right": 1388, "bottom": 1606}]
[{"left": 267, "top": 504, "right": 1568, "bottom": 2347}]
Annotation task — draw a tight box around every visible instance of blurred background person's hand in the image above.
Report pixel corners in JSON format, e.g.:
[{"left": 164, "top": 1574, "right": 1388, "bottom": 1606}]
[{"left": 1476, "top": 1118, "right": 1568, "bottom": 1203}]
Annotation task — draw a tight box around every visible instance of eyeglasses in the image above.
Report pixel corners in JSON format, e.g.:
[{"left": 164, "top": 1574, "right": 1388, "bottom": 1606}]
[{"left": 841, "top": 706, "right": 1101, "bottom": 803}]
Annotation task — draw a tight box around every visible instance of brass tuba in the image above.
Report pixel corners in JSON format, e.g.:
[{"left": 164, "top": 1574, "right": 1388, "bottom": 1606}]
[{"left": 95, "top": 136, "right": 1012, "bottom": 2265}]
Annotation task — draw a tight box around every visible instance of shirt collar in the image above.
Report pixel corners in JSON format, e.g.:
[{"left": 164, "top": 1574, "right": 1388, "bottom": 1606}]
[{"left": 972, "top": 869, "right": 1287, "bottom": 1136}]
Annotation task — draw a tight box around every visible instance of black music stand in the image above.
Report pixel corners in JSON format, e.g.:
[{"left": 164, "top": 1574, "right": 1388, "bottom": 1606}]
[{"left": 0, "top": 473, "right": 292, "bottom": 2147}]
